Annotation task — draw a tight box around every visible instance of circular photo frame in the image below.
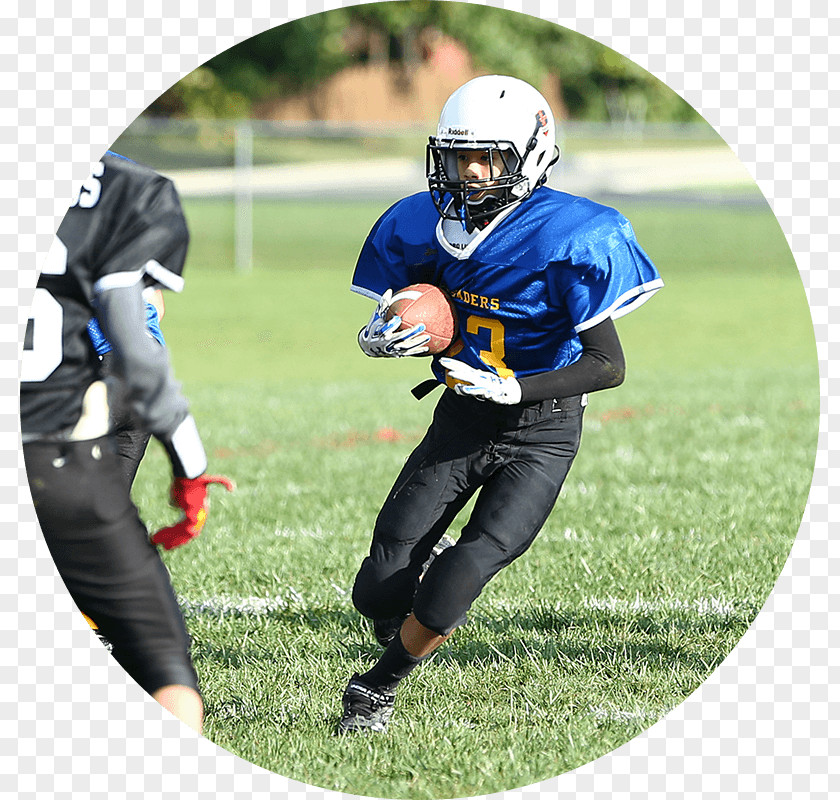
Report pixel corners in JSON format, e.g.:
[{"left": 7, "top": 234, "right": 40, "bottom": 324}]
[{"left": 10, "top": 4, "right": 829, "bottom": 800}]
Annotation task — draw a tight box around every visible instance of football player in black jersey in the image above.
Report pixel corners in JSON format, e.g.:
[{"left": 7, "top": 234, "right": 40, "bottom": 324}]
[{"left": 20, "top": 152, "right": 233, "bottom": 733}]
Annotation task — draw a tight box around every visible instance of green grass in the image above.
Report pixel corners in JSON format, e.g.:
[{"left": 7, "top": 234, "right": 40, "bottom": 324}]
[{"left": 127, "top": 196, "right": 817, "bottom": 798}]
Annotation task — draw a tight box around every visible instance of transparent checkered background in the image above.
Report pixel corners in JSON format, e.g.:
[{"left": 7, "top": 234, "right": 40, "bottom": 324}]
[{"left": 2, "top": 1, "right": 836, "bottom": 798}]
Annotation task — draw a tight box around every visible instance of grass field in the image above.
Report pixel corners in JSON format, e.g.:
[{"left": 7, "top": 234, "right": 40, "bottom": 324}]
[{"left": 127, "top": 194, "right": 818, "bottom": 798}]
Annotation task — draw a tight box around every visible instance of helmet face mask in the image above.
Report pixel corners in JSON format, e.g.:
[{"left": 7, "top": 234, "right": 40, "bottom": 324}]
[
  {"left": 427, "top": 75, "right": 560, "bottom": 230},
  {"left": 427, "top": 139, "right": 526, "bottom": 228}
]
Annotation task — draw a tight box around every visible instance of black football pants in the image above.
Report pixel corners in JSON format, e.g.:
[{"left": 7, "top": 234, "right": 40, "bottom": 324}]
[
  {"left": 352, "top": 389, "right": 585, "bottom": 636},
  {"left": 23, "top": 435, "right": 198, "bottom": 695}
]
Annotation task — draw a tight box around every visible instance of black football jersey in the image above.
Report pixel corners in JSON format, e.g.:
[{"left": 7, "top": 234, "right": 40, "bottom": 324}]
[{"left": 20, "top": 153, "right": 189, "bottom": 436}]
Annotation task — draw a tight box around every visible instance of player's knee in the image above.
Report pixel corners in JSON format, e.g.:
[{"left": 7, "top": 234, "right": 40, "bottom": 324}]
[
  {"left": 351, "top": 557, "right": 381, "bottom": 617},
  {"left": 413, "top": 547, "right": 485, "bottom": 635},
  {"left": 351, "top": 555, "right": 416, "bottom": 621}
]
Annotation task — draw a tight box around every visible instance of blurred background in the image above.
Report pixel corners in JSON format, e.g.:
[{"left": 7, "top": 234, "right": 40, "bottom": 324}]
[{"left": 111, "top": 2, "right": 759, "bottom": 273}]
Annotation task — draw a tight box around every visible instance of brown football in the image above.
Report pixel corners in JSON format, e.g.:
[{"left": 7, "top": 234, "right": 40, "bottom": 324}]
[{"left": 386, "top": 283, "right": 458, "bottom": 355}]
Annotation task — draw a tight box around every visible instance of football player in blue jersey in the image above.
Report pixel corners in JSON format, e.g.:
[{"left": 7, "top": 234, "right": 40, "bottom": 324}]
[{"left": 337, "top": 75, "right": 664, "bottom": 734}]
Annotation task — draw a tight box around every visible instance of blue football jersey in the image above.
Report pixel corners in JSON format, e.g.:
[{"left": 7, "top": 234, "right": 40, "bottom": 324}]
[{"left": 351, "top": 187, "right": 663, "bottom": 385}]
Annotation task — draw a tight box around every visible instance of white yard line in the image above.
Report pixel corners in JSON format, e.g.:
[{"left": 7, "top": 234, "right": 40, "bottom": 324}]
[
  {"left": 581, "top": 595, "right": 742, "bottom": 617},
  {"left": 179, "top": 592, "right": 745, "bottom": 619},
  {"left": 587, "top": 704, "right": 672, "bottom": 723},
  {"left": 179, "top": 595, "right": 293, "bottom": 616}
]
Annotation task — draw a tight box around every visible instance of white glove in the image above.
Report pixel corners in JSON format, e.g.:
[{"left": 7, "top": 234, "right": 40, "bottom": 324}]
[
  {"left": 358, "top": 289, "right": 431, "bottom": 358},
  {"left": 439, "top": 358, "right": 523, "bottom": 405}
]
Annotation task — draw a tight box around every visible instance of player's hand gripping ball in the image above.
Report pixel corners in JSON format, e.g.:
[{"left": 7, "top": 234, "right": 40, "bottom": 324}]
[
  {"left": 386, "top": 284, "right": 458, "bottom": 355},
  {"left": 151, "top": 474, "right": 235, "bottom": 550},
  {"left": 358, "top": 289, "right": 429, "bottom": 357}
]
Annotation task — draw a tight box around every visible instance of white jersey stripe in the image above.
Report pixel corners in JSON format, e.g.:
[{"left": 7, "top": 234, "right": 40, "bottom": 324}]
[
  {"left": 574, "top": 278, "right": 665, "bottom": 333},
  {"left": 92, "top": 268, "right": 145, "bottom": 294},
  {"left": 143, "top": 258, "right": 185, "bottom": 292}
]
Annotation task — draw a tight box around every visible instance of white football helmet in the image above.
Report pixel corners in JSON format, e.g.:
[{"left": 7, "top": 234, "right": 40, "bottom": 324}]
[{"left": 427, "top": 75, "right": 560, "bottom": 229}]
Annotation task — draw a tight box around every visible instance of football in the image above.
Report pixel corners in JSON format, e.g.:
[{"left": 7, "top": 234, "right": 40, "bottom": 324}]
[{"left": 386, "top": 283, "right": 458, "bottom": 355}]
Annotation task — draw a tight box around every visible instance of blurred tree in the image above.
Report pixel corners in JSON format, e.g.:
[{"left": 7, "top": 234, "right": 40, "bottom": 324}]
[
  {"left": 146, "top": 1, "right": 698, "bottom": 123},
  {"left": 148, "top": 9, "right": 355, "bottom": 116}
]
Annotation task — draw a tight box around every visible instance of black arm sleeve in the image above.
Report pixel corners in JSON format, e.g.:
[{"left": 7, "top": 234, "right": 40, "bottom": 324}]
[{"left": 518, "top": 317, "right": 626, "bottom": 403}]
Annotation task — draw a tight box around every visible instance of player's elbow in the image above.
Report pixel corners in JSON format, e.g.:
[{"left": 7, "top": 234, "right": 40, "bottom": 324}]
[{"left": 602, "top": 357, "right": 626, "bottom": 389}]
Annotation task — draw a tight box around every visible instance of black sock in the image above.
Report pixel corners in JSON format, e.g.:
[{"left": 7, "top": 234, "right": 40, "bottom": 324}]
[{"left": 359, "top": 634, "right": 424, "bottom": 691}]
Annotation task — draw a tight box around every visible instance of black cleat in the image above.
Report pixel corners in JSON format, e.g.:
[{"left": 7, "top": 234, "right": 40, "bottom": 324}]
[
  {"left": 372, "top": 534, "right": 456, "bottom": 647},
  {"left": 336, "top": 674, "right": 395, "bottom": 735}
]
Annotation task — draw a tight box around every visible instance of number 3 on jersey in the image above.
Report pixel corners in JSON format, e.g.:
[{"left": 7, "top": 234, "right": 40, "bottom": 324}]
[
  {"left": 467, "top": 316, "right": 515, "bottom": 379},
  {"left": 21, "top": 237, "right": 68, "bottom": 383}
]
